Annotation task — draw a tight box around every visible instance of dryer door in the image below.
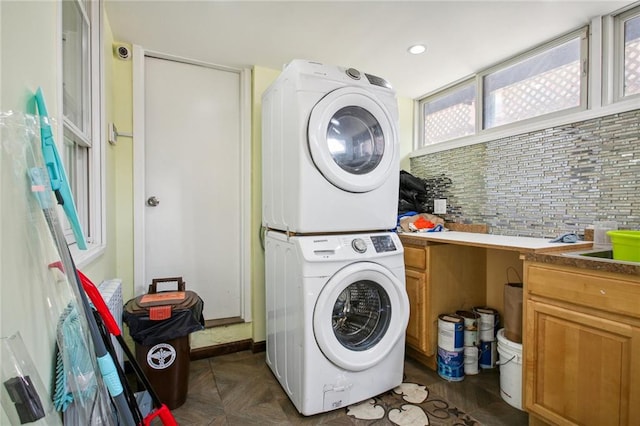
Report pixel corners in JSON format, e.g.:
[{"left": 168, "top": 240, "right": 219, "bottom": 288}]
[
  {"left": 307, "top": 87, "right": 397, "bottom": 193},
  {"left": 313, "top": 262, "right": 409, "bottom": 372}
]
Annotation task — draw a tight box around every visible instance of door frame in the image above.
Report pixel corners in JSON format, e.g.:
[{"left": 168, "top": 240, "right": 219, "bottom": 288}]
[{"left": 132, "top": 45, "right": 252, "bottom": 321}]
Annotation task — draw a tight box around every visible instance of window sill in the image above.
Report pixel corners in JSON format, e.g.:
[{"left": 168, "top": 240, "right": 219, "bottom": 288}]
[
  {"left": 410, "top": 96, "right": 640, "bottom": 157},
  {"left": 70, "top": 242, "right": 106, "bottom": 269}
]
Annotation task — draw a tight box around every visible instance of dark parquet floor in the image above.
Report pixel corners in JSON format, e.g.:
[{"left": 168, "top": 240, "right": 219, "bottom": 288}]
[{"left": 158, "top": 351, "right": 528, "bottom": 426}]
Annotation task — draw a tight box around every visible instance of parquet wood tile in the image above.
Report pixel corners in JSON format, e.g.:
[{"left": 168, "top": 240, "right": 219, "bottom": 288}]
[{"left": 163, "top": 351, "right": 528, "bottom": 425}]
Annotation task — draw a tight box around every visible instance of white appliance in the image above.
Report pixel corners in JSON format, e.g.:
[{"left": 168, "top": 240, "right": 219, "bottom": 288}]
[
  {"left": 262, "top": 60, "right": 400, "bottom": 234},
  {"left": 265, "top": 230, "right": 409, "bottom": 416}
]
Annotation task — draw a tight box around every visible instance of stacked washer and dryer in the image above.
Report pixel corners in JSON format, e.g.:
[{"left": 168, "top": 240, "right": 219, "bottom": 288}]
[{"left": 262, "top": 60, "right": 409, "bottom": 416}]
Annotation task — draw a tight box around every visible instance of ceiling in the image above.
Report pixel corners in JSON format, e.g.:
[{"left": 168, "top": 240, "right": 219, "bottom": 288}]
[{"left": 105, "top": 0, "right": 634, "bottom": 99}]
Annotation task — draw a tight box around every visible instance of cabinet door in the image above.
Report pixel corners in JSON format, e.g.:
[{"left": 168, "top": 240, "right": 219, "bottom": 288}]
[
  {"left": 405, "top": 269, "right": 428, "bottom": 353},
  {"left": 526, "top": 300, "right": 640, "bottom": 426}
]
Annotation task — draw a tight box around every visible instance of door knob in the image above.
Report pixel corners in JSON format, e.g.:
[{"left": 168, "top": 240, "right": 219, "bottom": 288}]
[{"left": 147, "top": 196, "right": 160, "bottom": 207}]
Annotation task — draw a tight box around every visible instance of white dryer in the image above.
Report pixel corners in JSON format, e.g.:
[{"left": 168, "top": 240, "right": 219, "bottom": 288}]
[
  {"left": 262, "top": 60, "right": 400, "bottom": 234},
  {"left": 265, "top": 230, "right": 409, "bottom": 416}
]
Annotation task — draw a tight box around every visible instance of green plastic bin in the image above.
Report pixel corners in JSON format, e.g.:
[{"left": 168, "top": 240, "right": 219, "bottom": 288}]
[{"left": 607, "top": 230, "right": 640, "bottom": 262}]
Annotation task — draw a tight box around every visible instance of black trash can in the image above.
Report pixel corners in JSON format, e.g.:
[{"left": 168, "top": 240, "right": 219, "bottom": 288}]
[{"left": 123, "top": 277, "right": 204, "bottom": 409}]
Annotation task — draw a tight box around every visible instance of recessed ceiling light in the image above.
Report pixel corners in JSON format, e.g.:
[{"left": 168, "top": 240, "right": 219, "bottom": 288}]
[{"left": 408, "top": 44, "right": 426, "bottom": 55}]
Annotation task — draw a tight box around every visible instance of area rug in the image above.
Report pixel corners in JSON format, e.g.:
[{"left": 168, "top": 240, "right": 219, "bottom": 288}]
[{"left": 346, "top": 382, "right": 480, "bottom": 426}]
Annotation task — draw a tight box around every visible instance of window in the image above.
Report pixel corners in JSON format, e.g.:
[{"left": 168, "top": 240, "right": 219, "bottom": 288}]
[
  {"left": 483, "top": 31, "right": 587, "bottom": 129},
  {"left": 422, "top": 81, "right": 476, "bottom": 145},
  {"left": 418, "top": 27, "right": 588, "bottom": 147},
  {"left": 615, "top": 7, "right": 640, "bottom": 99},
  {"left": 61, "top": 0, "right": 102, "bottom": 250}
]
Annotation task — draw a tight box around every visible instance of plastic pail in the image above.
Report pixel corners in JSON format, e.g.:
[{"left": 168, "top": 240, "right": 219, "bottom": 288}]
[
  {"left": 607, "top": 230, "right": 640, "bottom": 262},
  {"left": 497, "top": 328, "right": 523, "bottom": 411}
]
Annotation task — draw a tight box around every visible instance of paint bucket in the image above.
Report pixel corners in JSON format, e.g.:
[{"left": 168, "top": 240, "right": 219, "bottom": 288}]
[
  {"left": 463, "top": 346, "right": 479, "bottom": 375},
  {"left": 478, "top": 340, "right": 497, "bottom": 369},
  {"left": 437, "top": 347, "right": 464, "bottom": 382},
  {"left": 474, "top": 306, "right": 499, "bottom": 342},
  {"left": 438, "top": 314, "right": 464, "bottom": 352},
  {"left": 497, "top": 329, "right": 523, "bottom": 410},
  {"left": 456, "top": 310, "right": 480, "bottom": 347}
]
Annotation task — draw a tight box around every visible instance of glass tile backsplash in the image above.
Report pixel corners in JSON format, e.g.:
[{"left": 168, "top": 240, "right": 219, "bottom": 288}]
[{"left": 410, "top": 109, "right": 640, "bottom": 237}]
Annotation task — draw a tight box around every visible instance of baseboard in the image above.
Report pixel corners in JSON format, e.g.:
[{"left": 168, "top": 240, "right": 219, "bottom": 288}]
[
  {"left": 190, "top": 339, "right": 266, "bottom": 360},
  {"left": 405, "top": 345, "right": 437, "bottom": 371}
]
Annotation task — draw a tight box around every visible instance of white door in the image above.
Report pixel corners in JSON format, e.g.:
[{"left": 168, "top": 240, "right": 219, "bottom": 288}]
[{"left": 134, "top": 51, "right": 250, "bottom": 322}]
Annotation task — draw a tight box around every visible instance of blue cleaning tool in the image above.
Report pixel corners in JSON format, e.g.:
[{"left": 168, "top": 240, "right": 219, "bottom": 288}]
[
  {"left": 29, "top": 166, "right": 135, "bottom": 425},
  {"left": 33, "top": 87, "right": 87, "bottom": 250},
  {"left": 30, "top": 90, "right": 136, "bottom": 424},
  {"left": 550, "top": 233, "right": 578, "bottom": 243},
  {"left": 53, "top": 303, "right": 96, "bottom": 412}
]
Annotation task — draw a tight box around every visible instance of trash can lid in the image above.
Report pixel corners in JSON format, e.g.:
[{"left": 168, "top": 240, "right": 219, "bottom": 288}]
[{"left": 125, "top": 290, "right": 202, "bottom": 316}]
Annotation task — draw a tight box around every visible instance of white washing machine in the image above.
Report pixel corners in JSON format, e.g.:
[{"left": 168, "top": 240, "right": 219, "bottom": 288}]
[
  {"left": 265, "top": 230, "right": 409, "bottom": 416},
  {"left": 262, "top": 59, "right": 400, "bottom": 234}
]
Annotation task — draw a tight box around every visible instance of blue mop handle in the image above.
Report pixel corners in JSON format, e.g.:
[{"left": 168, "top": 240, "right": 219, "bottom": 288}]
[
  {"left": 30, "top": 167, "right": 136, "bottom": 425},
  {"left": 34, "top": 87, "right": 87, "bottom": 250},
  {"left": 96, "top": 355, "right": 123, "bottom": 396}
]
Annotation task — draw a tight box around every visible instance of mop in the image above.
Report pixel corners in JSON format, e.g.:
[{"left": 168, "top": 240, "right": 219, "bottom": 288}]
[
  {"left": 49, "top": 262, "right": 178, "bottom": 426},
  {"left": 53, "top": 303, "right": 96, "bottom": 412},
  {"left": 30, "top": 88, "right": 136, "bottom": 426}
]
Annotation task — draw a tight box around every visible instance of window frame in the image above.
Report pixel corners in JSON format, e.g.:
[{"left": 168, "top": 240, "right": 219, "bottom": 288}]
[
  {"left": 419, "top": 77, "right": 477, "bottom": 147},
  {"left": 60, "top": 0, "right": 105, "bottom": 263},
  {"left": 478, "top": 27, "right": 589, "bottom": 131},
  {"left": 417, "top": 26, "right": 589, "bottom": 150},
  {"left": 613, "top": 5, "right": 640, "bottom": 102}
]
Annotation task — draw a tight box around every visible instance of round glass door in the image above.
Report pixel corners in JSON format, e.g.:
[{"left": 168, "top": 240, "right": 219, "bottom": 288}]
[
  {"left": 313, "top": 262, "right": 409, "bottom": 371},
  {"left": 332, "top": 281, "right": 391, "bottom": 351},
  {"left": 326, "top": 106, "right": 384, "bottom": 176},
  {"left": 308, "top": 87, "right": 396, "bottom": 193}
]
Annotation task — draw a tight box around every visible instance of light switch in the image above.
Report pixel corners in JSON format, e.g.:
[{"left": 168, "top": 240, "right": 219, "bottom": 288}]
[{"left": 434, "top": 199, "right": 447, "bottom": 214}]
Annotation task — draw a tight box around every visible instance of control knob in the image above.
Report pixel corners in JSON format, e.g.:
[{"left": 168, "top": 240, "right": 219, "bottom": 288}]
[
  {"left": 346, "top": 68, "right": 361, "bottom": 80},
  {"left": 351, "top": 238, "right": 367, "bottom": 253}
]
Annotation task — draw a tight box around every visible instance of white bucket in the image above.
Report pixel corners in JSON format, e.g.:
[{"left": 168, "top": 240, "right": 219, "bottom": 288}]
[
  {"left": 463, "top": 346, "right": 479, "bottom": 375},
  {"left": 497, "top": 328, "right": 523, "bottom": 411}
]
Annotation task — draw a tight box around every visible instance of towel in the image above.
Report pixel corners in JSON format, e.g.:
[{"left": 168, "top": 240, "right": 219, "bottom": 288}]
[{"left": 550, "top": 233, "right": 578, "bottom": 243}]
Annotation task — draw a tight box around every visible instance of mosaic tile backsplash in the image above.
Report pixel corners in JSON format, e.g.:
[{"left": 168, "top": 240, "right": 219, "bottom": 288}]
[{"left": 410, "top": 109, "right": 640, "bottom": 238}]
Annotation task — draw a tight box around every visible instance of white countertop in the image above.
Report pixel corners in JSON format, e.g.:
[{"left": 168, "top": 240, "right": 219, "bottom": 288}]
[{"left": 399, "top": 231, "right": 594, "bottom": 253}]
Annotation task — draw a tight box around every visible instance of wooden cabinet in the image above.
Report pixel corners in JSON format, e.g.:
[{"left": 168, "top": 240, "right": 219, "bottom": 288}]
[
  {"left": 405, "top": 268, "right": 428, "bottom": 352},
  {"left": 401, "top": 239, "right": 485, "bottom": 369},
  {"left": 524, "top": 262, "right": 640, "bottom": 425}
]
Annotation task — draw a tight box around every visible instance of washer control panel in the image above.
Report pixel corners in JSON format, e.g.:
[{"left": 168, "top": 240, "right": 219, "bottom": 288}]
[
  {"left": 302, "top": 232, "right": 401, "bottom": 259},
  {"left": 351, "top": 238, "right": 367, "bottom": 253},
  {"left": 370, "top": 235, "right": 397, "bottom": 253}
]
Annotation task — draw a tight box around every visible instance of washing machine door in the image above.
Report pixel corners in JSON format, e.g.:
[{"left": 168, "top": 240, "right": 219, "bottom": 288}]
[
  {"left": 313, "top": 262, "right": 409, "bottom": 372},
  {"left": 308, "top": 87, "right": 397, "bottom": 193}
]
